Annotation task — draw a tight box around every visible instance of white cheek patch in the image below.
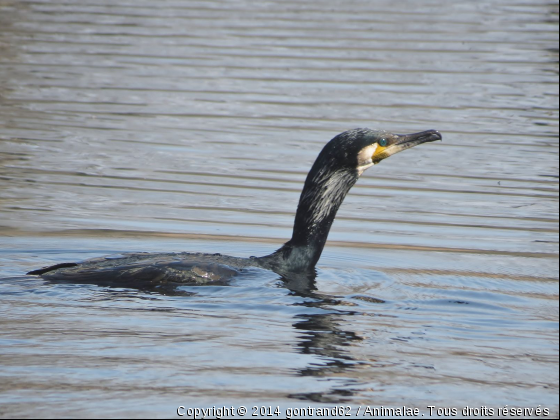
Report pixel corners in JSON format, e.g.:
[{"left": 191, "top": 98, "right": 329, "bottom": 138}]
[{"left": 357, "top": 144, "right": 378, "bottom": 176}]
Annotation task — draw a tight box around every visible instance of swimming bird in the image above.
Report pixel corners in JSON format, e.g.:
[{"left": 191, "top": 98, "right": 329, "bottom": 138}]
[{"left": 27, "top": 128, "right": 441, "bottom": 288}]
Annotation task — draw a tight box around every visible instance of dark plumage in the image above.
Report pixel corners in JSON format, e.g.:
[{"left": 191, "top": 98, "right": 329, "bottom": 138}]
[{"left": 28, "top": 128, "right": 441, "bottom": 287}]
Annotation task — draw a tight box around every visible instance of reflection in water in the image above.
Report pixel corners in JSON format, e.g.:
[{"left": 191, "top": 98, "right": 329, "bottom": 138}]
[
  {"left": 39, "top": 265, "right": 368, "bottom": 404},
  {"left": 291, "top": 313, "right": 364, "bottom": 404},
  {"left": 283, "top": 271, "right": 371, "bottom": 403}
]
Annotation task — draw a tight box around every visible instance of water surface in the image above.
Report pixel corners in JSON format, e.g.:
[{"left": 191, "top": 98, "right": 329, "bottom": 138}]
[{"left": 0, "top": 0, "right": 558, "bottom": 417}]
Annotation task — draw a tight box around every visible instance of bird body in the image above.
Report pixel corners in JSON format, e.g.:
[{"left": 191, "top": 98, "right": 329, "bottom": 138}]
[{"left": 28, "top": 128, "right": 441, "bottom": 287}]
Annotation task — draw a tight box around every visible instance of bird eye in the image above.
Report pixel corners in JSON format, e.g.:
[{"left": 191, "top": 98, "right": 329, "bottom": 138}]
[{"left": 379, "top": 138, "right": 388, "bottom": 147}]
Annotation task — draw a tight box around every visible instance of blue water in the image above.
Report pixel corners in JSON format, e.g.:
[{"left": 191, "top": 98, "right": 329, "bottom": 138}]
[{"left": 0, "top": 0, "right": 558, "bottom": 417}]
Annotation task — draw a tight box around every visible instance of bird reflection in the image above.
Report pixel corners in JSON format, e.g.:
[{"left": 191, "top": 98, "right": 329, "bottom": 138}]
[
  {"left": 280, "top": 270, "right": 367, "bottom": 404},
  {"left": 40, "top": 268, "right": 368, "bottom": 404}
]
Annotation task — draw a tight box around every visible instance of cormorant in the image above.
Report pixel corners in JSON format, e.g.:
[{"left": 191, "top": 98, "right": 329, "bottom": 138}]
[{"left": 27, "top": 128, "right": 441, "bottom": 288}]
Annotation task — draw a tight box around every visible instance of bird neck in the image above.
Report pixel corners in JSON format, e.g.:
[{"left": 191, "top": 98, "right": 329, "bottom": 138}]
[{"left": 258, "top": 164, "right": 358, "bottom": 272}]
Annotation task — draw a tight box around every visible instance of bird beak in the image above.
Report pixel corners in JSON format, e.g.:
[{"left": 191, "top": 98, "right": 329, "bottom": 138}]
[{"left": 372, "top": 129, "right": 442, "bottom": 163}]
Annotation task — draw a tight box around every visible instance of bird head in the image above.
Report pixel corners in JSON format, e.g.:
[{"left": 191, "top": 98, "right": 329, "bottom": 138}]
[{"left": 319, "top": 128, "right": 442, "bottom": 176}]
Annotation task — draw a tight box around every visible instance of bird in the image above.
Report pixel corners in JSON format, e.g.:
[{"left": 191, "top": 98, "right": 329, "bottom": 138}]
[{"left": 27, "top": 128, "right": 441, "bottom": 289}]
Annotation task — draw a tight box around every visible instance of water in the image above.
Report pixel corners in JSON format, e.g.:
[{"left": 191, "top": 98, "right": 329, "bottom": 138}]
[{"left": 0, "top": 0, "right": 558, "bottom": 417}]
